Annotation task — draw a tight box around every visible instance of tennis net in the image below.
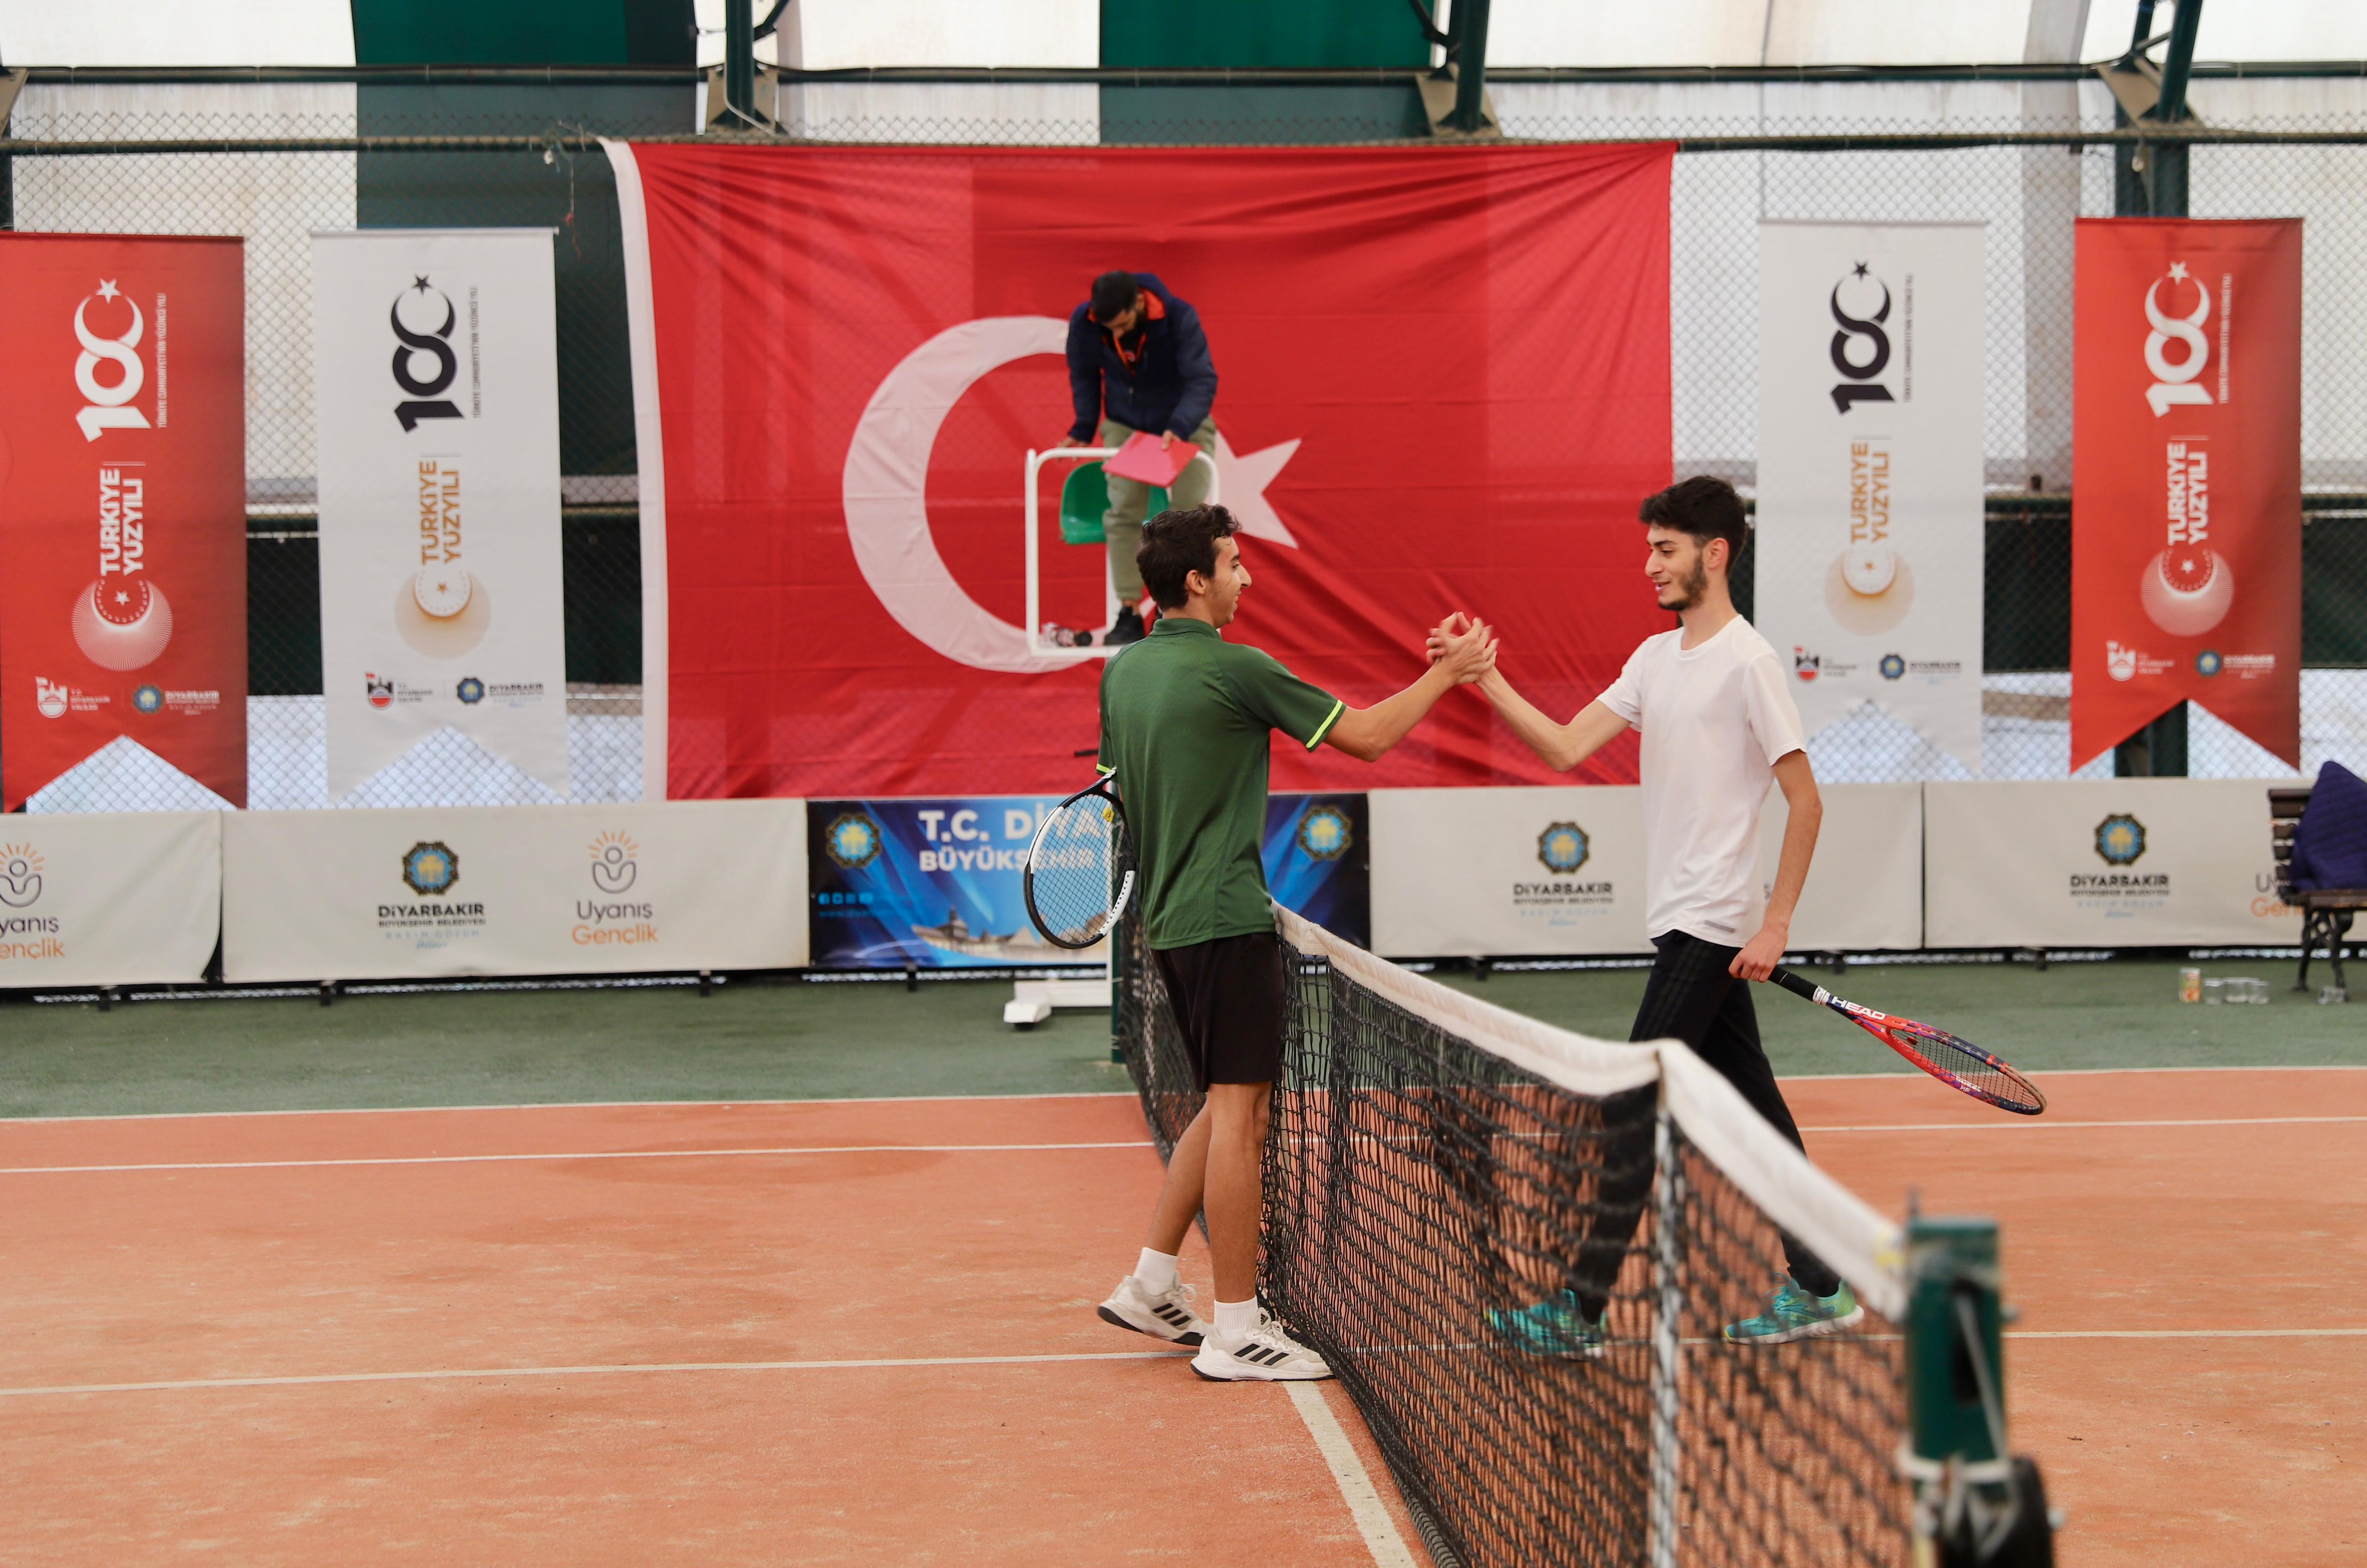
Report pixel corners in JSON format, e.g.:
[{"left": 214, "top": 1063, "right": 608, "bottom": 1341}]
[{"left": 1115, "top": 903, "right": 1912, "bottom": 1568}]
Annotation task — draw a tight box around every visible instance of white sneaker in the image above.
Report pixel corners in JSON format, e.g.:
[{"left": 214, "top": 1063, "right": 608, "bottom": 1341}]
[
  {"left": 1190, "top": 1312, "right": 1334, "bottom": 1382},
  {"left": 1097, "top": 1276, "right": 1209, "bottom": 1345}
]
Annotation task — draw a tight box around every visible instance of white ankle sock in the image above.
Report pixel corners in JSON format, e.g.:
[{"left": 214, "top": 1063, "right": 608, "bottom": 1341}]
[
  {"left": 1133, "top": 1248, "right": 1179, "bottom": 1294},
  {"left": 1214, "top": 1298, "right": 1261, "bottom": 1341}
]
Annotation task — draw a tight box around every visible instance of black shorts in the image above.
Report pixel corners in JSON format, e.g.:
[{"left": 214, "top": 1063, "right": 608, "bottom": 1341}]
[{"left": 1152, "top": 930, "right": 1287, "bottom": 1090}]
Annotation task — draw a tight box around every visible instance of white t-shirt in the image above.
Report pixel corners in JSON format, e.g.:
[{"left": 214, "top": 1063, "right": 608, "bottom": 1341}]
[{"left": 1596, "top": 616, "right": 1807, "bottom": 946}]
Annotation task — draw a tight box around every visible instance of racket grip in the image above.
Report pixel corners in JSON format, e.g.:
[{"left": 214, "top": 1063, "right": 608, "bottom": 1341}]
[{"left": 1768, "top": 967, "right": 1824, "bottom": 1003}]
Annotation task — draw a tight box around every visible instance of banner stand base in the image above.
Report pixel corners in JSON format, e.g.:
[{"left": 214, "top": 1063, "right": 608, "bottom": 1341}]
[{"left": 1005, "top": 976, "right": 1112, "bottom": 1030}]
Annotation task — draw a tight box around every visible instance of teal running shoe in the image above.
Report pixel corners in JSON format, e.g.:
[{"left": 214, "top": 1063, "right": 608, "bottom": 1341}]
[
  {"left": 1722, "top": 1276, "right": 1864, "bottom": 1345},
  {"left": 1486, "top": 1290, "right": 1606, "bottom": 1360}
]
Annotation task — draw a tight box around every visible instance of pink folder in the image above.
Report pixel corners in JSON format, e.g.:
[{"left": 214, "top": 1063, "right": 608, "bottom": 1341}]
[{"left": 1104, "top": 431, "right": 1200, "bottom": 488}]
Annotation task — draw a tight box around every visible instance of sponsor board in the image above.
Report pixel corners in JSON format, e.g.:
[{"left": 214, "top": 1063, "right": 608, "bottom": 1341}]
[
  {"left": 311, "top": 229, "right": 570, "bottom": 801},
  {"left": 1373, "top": 784, "right": 1921, "bottom": 958},
  {"left": 0, "top": 235, "right": 249, "bottom": 808},
  {"left": 1371, "top": 787, "right": 1652, "bottom": 957},
  {"left": 0, "top": 811, "right": 220, "bottom": 986},
  {"left": 1756, "top": 224, "right": 1986, "bottom": 772},
  {"left": 1756, "top": 782, "right": 1924, "bottom": 951},
  {"left": 1924, "top": 779, "right": 2299, "bottom": 947},
  {"left": 807, "top": 793, "right": 1367, "bottom": 968},
  {"left": 221, "top": 800, "right": 805, "bottom": 981}
]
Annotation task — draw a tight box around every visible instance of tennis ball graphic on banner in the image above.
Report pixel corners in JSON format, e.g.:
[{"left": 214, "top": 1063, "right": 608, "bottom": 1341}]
[
  {"left": 2139, "top": 544, "right": 2233, "bottom": 636},
  {"left": 72, "top": 573, "right": 173, "bottom": 669},
  {"left": 1823, "top": 545, "right": 1914, "bottom": 635},
  {"left": 394, "top": 560, "right": 491, "bottom": 657}
]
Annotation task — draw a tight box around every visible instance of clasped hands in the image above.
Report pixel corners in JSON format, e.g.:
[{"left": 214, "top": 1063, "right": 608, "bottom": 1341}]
[{"left": 1425, "top": 612, "right": 1497, "bottom": 685}]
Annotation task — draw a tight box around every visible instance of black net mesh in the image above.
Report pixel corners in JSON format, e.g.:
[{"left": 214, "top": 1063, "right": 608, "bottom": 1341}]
[{"left": 1116, "top": 902, "right": 1908, "bottom": 1568}]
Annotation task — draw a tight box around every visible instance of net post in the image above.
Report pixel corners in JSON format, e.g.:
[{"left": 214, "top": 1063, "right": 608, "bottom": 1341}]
[
  {"left": 1648, "top": 1089, "right": 1681, "bottom": 1568},
  {"left": 1904, "top": 1215, "right": 2054, "bottom": 1564}
]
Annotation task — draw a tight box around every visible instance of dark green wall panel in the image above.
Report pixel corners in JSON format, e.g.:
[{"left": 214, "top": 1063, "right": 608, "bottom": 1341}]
[
  {"left": 1102, "top": 0, "right": 1429, "bottom": 68},
  {"left": 353, "top": 0, "right": 693, "bottom": 66},
  {"left": 1098, "top": 83, "right": 1429, "bottom": 144}
]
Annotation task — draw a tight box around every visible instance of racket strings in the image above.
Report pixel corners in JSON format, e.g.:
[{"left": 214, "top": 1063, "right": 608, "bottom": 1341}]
[
  {"left": 1865, "top": 1018, "right": 2045, "bottom": 1115},
  {"left": 1024, "top": 797, "right": 1129, "bottom": 949}
]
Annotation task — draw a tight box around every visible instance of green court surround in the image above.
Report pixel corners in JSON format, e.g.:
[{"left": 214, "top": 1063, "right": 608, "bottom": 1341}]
[{"left": 0, "top": 959, "right": 2356, "bottom": 1121}]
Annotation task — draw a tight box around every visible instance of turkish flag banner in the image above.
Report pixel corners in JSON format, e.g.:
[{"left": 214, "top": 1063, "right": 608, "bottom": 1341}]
[
  {"left": 2073, "top": 219, "right": 2301, "bottom": 769},
  {"left": 611, "top": 142, "right": 1673, "bottom": 798},
  {"left": 0, "top": 234, "right": 247, "bottom": 808}
]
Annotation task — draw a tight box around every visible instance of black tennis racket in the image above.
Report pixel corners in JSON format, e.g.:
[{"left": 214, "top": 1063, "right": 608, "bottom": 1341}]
[
  {"left": 1023, "top": 779, "right": 1135, "bottom": 949},
  {"left": 1771, "top": 968, "right": 2047, "bottom": 1116}
]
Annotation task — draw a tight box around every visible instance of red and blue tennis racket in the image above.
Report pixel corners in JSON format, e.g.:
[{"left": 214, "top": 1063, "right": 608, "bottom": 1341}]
[{"left": 1771, "top": 968, "right": 2046, "bottom": 1116}]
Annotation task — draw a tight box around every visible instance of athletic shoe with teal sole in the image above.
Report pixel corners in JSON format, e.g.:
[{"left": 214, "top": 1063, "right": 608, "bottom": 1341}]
[
  {"left": 1485, "top": 1289, "right": 1606, "bottom": 1359},
  {"left": 1723, "top": 1277, "right": 1864, "bottom": 1345}
]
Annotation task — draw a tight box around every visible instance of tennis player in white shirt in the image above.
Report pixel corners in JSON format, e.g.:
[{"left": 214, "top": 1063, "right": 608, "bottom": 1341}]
[{"left": 1435, "top": 475, "right": 1861, "bottom": 1352}]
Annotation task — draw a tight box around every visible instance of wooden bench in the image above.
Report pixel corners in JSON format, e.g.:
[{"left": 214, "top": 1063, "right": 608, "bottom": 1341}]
[{"left": 2269, "top": 784, "right": 2367, "bottom": 997}]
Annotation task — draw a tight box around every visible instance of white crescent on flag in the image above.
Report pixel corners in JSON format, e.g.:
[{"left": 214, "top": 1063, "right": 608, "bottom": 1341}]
[{"left": 841, "top": 316, "right": 1299, "bottom": 673}]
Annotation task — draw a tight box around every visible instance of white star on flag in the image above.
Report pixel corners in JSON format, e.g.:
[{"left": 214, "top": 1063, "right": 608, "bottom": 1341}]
[
  {"left": 96, "top": 279, "right": 120, "bottom": 300},
  {"left": 2167, "top": 261, "right": 2189, "bottom": 282},
  {"left": 1211, "top": 429, "right": 1303, "bottom": 550}
]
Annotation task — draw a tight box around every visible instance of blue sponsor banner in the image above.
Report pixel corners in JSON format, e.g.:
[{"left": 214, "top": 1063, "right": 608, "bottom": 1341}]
[
  {"left": 1264, "top": 793, "right": 1369, "bottom": 949},
  {"left": 808, "top": 793, "right": 1369, "bottom": 969}
]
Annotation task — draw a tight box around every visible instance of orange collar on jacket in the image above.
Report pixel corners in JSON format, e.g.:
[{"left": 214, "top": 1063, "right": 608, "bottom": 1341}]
[{"left": 1101, "top": 289, "right": 1166, "bottom": 368}]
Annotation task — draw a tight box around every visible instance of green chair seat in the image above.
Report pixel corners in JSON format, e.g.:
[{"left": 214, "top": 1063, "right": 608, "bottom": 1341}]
[{"left": 1058, "top": 461, "right": 1166, "bottom": 546}]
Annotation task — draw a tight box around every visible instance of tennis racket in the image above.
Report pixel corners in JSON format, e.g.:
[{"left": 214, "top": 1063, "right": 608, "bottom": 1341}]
[
  {"left": 1770, "top": 968, "right": 2047, "bottom": 1116},
  {"left": 1023, "top": 779, "right": 1135, "bottom": 949}
]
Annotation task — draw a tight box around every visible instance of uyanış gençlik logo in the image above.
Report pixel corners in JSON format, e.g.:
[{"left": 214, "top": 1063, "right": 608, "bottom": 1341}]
[{"left": 590, "top": 830, "right": 638, "bottom": 893}]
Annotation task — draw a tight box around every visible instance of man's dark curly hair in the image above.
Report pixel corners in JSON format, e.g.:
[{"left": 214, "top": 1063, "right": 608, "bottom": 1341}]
[
  {"left": 1136, "top": 504, "right": 1239, "bottom": 610},
  {"left": 1639, "top": 475, "right": 1750, "bottom": 559}
]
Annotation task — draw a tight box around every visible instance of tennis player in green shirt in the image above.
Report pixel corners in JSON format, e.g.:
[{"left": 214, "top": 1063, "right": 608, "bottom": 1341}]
[{"left": 1093, "top": 503, "right": 1497, "bottom": 1381}]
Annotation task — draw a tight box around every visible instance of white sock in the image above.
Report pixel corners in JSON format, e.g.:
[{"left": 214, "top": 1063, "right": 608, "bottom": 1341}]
[
  {"left": 1133, "top": 1248, "right": 1179, "bottom": 1294},
  {"left": 1214, "top": 1297, "right": 1262, "bottom": 1342}
]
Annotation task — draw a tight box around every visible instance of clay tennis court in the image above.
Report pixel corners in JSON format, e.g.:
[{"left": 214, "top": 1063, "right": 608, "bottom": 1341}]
[{"left": 4, "top": 1062, "right": 2359, "bottom": 1564}]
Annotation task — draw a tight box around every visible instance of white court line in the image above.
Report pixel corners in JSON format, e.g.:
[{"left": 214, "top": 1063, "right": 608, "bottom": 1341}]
[
  {"left": 0, "top": 1348, "right": 1194, "bottom": 1399},
  {"left": 9, "top": 1063, "right": 2359, "bottom": 1126},
  {"left": 1286, "top": 1382, "right": 1418, "bottom": 1568},
  {"left": 2006, "top": 1327, "right": 2367, "bottom": 1341},
  {"left": 1803, "top": 1115, "right": 2367, "bottom": 1133},
  {"left": 10, "top": 1328, "right": 2361, "bottom": 1402},
  {"left": 0, "top": 1090, "right": 1140, "bottom": 1126},
  {"left": 12, "top": 1112, "right": 2359, "bottom": 1175},
  {"left": 0, "top": 1141, "right": 1155, "bottom": 1176}
]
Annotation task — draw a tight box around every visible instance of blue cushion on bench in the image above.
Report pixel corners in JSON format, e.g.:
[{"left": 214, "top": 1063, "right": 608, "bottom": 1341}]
[{"left": 2292, "top": 760, "right": 2367, "bottom": 892}]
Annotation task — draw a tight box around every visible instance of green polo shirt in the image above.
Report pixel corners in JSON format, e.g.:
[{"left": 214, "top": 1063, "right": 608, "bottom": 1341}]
[{"left": 1098, "top": 617, "right": 1345, "bottom": 950}]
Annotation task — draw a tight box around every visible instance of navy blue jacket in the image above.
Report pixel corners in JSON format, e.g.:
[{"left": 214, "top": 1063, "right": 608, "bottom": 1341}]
[{"left": 1065, "top": 273, "right": 1217, "bottom": 442}]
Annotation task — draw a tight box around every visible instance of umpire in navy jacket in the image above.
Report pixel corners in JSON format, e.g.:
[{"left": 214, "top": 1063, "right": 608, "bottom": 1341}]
[{"left": 1056, "top": 270, "right": 1218, "bottom": 645}]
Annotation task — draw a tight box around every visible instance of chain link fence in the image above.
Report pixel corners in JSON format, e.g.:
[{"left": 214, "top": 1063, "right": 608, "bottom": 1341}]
[{"left": 6, "top": 73, "right": 2366, "bottom": 808}]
